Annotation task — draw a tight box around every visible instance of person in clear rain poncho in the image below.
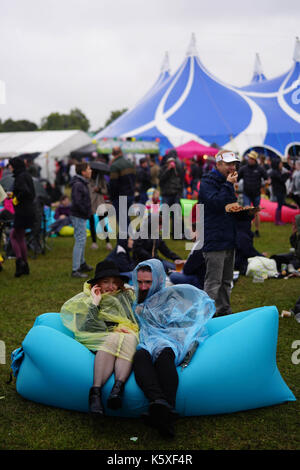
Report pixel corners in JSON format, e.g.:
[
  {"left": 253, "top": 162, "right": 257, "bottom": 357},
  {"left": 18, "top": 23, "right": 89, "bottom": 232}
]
[
  {"left": 132, "top": 258, "right": 215, "bottom": 438},
  {"left": 60, "top": 260, "right": 138, "bottom": 416}
]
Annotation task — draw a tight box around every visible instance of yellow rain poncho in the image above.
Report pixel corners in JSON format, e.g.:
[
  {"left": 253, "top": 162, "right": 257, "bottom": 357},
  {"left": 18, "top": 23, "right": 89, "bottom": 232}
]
[{"left": 60, "top": 282, "right": 139, "bottom": 362}]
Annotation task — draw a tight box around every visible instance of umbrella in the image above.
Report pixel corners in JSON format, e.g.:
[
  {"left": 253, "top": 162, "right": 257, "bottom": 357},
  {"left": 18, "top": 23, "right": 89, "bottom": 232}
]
[
  {"left": 0, "top": 174, "right": 50, "bottom": 204},
  {"left": 0, "top": 174, "right": 14, "bottom": 191},
  {"left": 17, "top": 153, "right": 40, "bottom": 161},
  {"left": 89, "top": 161, "right": 110, "bottom": 173},
  {"left": 70, "top": 143, "right": 98, "bottom": 159}
]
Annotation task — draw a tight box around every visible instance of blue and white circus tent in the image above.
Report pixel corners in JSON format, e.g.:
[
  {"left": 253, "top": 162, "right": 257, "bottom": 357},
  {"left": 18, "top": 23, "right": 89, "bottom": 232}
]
[{"left": 95, "top": 35, "right": 300, "bottom": 158}]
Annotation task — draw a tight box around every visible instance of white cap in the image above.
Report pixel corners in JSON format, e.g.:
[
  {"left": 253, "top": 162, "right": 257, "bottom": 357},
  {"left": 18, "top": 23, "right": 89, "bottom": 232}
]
[{"left": 216, "top": 150, "right": 240, "bottom": 163}]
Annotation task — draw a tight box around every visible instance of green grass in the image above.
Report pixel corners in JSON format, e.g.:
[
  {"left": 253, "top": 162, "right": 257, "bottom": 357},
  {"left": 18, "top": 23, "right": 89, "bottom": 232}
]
[{"left": 0, "top": 222, "right": 299, "bottom": 450}]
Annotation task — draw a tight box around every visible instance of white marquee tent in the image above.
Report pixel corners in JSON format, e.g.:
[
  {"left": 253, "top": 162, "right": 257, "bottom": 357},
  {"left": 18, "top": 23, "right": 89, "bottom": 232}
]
[{"left": 0, "top": 130, "right": 92, "bottom": 183}]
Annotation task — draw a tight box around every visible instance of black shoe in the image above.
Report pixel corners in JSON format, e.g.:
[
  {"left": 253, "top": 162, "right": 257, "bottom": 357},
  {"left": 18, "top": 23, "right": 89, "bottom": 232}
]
[
  {"left": 148, "top": 399, "right": 176, "bottom": 438},
  {"left": 141, "top": 411, "right": 156, "bottom": 428},
  {"left": 89, "top": 387, "right": 104, "bottom": 416},
  {"left": 107, "top": 380, "right": 124, "bottom": 410},
  {"left": 254, "top": 230, "right": 260, "bottom": 237},
  {"left": 23, "top": 262, "right": 30, "bottom": 275},
  {"left": 15, "top": 258, "right": 25, "bottom": 278},
  {"left": 71, "top": 270, "right": 88, "bottom": 278},
  {"left": 79, "top": 262, "right": 93, "bottom": 273},
  {"left": 141, "top": 408, "right": 178, "bottom": 428}
]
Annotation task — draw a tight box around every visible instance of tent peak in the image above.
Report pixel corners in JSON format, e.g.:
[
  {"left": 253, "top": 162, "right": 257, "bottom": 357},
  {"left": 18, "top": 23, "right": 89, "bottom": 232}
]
[
  {"left": 251, "top": 52, "right": 266, "bottom": 82},
  {"left": 160, "top": 51, "right": 170, "bottom": 74},
  {"left": 186, "top": 32, "right": 198, "bottom": 57},
  {"left": 254, "top": 53, "right": 264, "bottom": 76},
  {"left": 293, "top": 36, "right": 300, "bottom": 62}
]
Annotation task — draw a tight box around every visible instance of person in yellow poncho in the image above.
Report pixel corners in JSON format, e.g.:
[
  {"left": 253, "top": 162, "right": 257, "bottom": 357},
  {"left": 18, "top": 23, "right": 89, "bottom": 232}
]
[{"left": 60, "top": 260, "right": 138, "bottom": 416}]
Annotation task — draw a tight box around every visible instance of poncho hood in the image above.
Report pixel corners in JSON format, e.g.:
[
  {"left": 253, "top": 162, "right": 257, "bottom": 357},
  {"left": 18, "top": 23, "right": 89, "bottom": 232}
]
[{"left": 132, "top": 258, "right": 166, "bottom": 301}]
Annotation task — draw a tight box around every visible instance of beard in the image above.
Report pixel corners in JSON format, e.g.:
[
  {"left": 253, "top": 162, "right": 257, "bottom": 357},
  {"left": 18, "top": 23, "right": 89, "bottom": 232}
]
[{"left": 137, "top": 289, "right": 149, "bottom": 304}]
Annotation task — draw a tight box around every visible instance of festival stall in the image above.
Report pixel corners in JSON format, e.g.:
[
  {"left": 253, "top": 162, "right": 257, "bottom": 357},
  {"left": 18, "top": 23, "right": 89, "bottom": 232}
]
[{"left": 167, "top": 140, "right": 218, "bottom": 160}]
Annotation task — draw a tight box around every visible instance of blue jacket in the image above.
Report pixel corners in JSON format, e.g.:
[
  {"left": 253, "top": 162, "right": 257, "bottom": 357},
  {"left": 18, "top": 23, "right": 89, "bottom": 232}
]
[{"left": 198, "top": 169, "right": 238, "bottom": 252}]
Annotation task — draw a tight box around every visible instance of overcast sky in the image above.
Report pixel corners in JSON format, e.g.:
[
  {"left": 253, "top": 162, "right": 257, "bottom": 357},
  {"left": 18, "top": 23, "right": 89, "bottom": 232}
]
[{"left": 1, "top": 0, "right": 300, "bottom": 131}]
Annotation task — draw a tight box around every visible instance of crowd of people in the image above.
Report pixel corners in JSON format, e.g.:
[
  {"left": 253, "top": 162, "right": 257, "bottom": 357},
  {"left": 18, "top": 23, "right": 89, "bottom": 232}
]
[
  {"left": 1, "top": 147, "right": 300, "bottom": 279},
  {"left": 1, "top": 146, "right": 300, "bottom": 438},
  {"left": 0, "top": 146, "right": 300, "bottom": 281}
]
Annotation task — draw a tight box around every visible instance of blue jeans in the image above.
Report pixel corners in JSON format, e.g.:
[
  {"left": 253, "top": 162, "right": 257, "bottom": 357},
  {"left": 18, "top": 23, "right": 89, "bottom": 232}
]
[
  {"left": 161, "top": 259, "right": 176, "bottom": 274},
  {"left": 71, "top": 216, "right": 87, "bottom": 271},
  {"left": 243, "top": 194, "right": 261, "bottom": 207}
]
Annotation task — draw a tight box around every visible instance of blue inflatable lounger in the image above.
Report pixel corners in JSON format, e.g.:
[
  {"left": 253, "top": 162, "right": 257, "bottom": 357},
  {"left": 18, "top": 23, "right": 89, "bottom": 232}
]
[{"left": 12, "top": 306, "right": 296, "bottom": 417}]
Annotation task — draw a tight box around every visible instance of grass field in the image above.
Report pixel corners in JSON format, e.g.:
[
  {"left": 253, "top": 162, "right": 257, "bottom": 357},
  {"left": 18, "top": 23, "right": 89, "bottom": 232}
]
[{"left": 0, "top": 221, "right": 299, "bottom": 451}]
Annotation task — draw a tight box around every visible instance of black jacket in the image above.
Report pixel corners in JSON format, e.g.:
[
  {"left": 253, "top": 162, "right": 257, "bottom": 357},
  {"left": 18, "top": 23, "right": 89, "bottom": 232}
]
[
  {"left": 269, "top": 164, "right": 290, "bottom": 196},
  {"left": 108, "top": 155, "right": 136, "bottom": 199},
  {"left": 70, "top": 175, "right": 92, "bottom": 220},
  {"left": 238, "top": 163, "right": 268, "bottom": 197},
  {"left": 159, "top": 152, "right": 185, "bottom": 197},
  {"left": 234, "top": 217, "right": 263, "bottom": 275},
  {"left": 10, "top": 158, "right": 36, "bottom": 229},
  {"left": 105, "top": 240, "right": 136, "bottom": 273},
  {"left": 136, "top": 166, "right": 152, "bottom": 193},
  {"left": 132, "top": 229, "right": 181, "bottom": 264}
]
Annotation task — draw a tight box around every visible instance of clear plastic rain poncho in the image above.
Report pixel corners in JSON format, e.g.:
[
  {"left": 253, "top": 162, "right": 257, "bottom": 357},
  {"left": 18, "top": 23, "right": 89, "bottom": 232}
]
[
  {"left": 132, "top": 259, "right": 215, "bottom": 366},
  {"left": 60, "top": 282, "right": 139, "bottom": 360}
]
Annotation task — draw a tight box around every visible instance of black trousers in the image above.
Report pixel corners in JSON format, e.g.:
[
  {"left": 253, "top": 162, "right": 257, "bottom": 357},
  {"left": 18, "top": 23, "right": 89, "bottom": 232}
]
[
  {"left": 133, "top": 347, "right": 178, "bottom": 408},
  {"left": 89, "top": 213, "right": 110, "bottom": 244}
]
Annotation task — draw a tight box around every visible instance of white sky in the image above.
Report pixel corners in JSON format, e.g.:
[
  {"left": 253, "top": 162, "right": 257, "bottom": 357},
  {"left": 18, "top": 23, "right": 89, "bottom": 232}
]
[{"left": 0, "top": 0, "right": 300, "bottom": 131}]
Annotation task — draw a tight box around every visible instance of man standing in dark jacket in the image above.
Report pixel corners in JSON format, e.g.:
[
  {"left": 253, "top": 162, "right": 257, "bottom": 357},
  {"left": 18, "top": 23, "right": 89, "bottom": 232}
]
[
  {"left": 237, "top": 150, "right": 268, "bottom": 236},
  {"left": 198, "top": 149, "right": 240, "bottom": 316},
  {"left": 70, "top": 162, "right": 92, "bottom": 278},
  {"left": 108, "top": 146, "right": 136, "bottom": 235},
  {"left": 159, "top": 151, "right": 184, "bottom": 238},
  {"left": 136, "top": 157, "right": 152, "bottom": 204}
]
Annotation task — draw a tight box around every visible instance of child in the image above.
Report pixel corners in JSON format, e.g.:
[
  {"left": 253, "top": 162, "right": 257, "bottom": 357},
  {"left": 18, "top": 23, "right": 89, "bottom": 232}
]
[
  {"left": 145, "top": 188, "right": 161, "bottom": 216},
  {"left": 49, "top": 195, "right": 71, "bottom": 235}
]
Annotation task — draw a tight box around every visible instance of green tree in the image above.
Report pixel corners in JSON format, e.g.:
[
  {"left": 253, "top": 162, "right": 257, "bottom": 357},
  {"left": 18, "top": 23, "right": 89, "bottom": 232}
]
[
  {"left": 68, "top": 108, "right": 90, "bottom": 132},
  {"left": 0, "top": 118, "right": 38, "bottom": 132},
  {"left": 40, "top": 108, "right": 90, "bottom": 132},
  {"left": 40, "top": 112, "right": 66, "bottom": 130},
  {"left": 104, "top": 108, "right": 128, "bottom": 127}
]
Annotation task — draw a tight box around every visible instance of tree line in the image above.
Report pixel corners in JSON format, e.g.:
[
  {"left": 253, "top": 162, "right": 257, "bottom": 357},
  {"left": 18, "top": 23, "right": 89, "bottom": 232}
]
[{"left": 0, "top": 108, "right": 128, "bottom": 133}]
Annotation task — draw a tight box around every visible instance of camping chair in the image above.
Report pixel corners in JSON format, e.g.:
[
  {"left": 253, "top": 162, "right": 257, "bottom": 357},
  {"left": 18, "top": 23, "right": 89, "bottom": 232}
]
[{"left": 25, "top": 205, "right": 53, "bottom": 259}]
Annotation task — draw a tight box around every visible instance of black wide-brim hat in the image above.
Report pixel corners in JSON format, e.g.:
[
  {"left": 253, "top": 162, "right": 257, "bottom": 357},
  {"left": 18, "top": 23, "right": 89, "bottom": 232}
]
[{"left": 87, "top": 260, "right": 129, "bottom": 285}]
